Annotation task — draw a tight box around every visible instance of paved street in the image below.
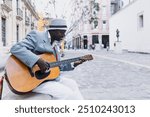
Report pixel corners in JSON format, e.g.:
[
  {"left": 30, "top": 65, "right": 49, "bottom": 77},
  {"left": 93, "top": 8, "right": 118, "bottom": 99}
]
[
  {"left": 63, "top": 50, "right": 150, "bottom": 100},
  {"left": 1, "top": 49, "right": 150, "bottom": 100}
]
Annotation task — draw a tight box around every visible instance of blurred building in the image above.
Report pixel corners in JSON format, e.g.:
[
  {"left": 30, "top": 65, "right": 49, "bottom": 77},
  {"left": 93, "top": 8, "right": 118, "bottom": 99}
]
[
  {"left": 110, "top": 0, "right": 150, "bottom": 53},
  {"left": 66, "top": 0, "right": 111, "bottom": 50},
  {"left": 0, "top": 0, "right": 39, "bottom": 50}
]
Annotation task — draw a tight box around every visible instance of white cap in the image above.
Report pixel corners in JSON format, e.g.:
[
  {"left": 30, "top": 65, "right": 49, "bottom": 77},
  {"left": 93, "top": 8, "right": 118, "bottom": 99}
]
[{"left": 48, "top": 18, "right": 67, "bottom": 31}]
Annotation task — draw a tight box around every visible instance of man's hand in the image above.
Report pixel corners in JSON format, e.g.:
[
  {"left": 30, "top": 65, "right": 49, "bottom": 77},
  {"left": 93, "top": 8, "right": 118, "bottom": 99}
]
[
  {"left": 74, "top": 59, "right": 86, "bottom": 67},
  {"left": 36, "top": 58, "right": 49, "bottom": 73}
]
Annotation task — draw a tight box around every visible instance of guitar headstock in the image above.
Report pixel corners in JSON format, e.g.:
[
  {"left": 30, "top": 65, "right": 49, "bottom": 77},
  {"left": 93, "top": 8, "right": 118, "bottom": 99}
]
[{"left": 80, "top": 54, "right": 93, "bottom": 61}]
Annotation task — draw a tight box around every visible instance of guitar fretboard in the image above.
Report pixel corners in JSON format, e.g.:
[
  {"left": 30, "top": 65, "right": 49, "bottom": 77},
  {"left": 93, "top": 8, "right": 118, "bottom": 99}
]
[{"left": 49, "top": 57, "right": 81, "bottom": 68}]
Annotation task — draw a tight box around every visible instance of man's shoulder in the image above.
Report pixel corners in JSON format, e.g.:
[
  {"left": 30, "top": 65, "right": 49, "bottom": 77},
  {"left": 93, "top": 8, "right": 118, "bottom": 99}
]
[
  {"left": 27, "top": 30, "right": 48, "bottom": 40},
  {"left": 28, "top": 30, "right": 42, "bottom": 35},
  {"left": 29, "top": 30, "right": 47, "bottom": 35}
]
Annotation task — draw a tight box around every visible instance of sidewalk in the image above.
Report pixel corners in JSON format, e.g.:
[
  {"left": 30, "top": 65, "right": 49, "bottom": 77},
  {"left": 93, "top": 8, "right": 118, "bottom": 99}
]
[
  {"left": 0, "top": 54, "right": 9, "bottom": 72},
  {"left": 73, "top": 49, "right": 150, "bottom": 68},
  {"left": 0, "top": 47, "right": 11, "bottom": 72},
  {"left": 65, "top": 49, "right": 150, "bottom": 100}
]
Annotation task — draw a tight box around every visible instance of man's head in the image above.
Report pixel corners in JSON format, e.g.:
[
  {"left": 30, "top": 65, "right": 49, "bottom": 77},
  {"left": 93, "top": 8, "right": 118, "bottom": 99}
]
[{"left": 48, "top": 18, "right": 67, "bottom": 42}]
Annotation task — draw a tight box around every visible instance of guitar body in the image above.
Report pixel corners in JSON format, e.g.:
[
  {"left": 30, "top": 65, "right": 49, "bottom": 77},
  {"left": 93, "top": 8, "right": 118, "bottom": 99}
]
[{"left": 5, "top": 53, "right": 60, "bottom": 94}]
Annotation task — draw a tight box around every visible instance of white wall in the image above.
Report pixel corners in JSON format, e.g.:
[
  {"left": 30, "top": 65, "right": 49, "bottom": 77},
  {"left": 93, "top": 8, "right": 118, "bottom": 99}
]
[{"left": 109, "top": 0, "right": 150, "bottom": 53}]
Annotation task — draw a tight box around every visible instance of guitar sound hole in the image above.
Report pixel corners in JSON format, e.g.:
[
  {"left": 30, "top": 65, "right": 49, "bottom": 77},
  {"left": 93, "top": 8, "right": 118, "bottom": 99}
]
[{"left": 35, "top": 70, "right": 50, "bottom": 80}]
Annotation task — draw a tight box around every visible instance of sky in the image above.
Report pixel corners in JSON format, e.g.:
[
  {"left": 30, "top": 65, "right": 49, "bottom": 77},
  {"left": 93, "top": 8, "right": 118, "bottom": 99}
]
[
  {"left": 34, "top": 0, "right": 72, "bottom": 19},
  {"left": 34, "top": 0, "right": 73, "bottom": 30}
]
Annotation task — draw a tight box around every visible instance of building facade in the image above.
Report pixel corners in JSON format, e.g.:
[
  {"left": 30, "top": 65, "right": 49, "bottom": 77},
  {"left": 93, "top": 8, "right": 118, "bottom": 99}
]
[
  {"left": 67, "top": 0, "right": 111, "bottom": 50},
  {"left": 0, "top": 0, "right": 39, "bottom": 50},
  {"left": 109, "top": 0, "right": 150, "bottom": 53}
]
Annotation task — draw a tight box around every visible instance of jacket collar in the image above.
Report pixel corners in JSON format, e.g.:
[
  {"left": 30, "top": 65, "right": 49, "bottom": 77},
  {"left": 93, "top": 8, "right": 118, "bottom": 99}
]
[{"left": 43, "top": 30, "right": 51, "bottom": 44}]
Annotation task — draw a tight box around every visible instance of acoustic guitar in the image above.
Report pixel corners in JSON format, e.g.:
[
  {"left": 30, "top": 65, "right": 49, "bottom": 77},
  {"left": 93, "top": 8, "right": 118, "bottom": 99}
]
[{"left": 5, "top": 53, "right": 93, "bottom": 94}]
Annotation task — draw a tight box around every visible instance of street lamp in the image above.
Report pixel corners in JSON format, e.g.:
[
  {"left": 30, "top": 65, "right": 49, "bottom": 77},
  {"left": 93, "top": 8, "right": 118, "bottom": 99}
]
[{"left": 116, "top": 29, "right": 120, "bottom": 42}]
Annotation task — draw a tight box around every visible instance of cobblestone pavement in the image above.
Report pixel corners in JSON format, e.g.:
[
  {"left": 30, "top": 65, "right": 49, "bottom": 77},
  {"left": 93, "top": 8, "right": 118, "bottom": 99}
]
[
  {"left": 1, "top": 49, "right": 150, "bottom": 100},
  {"left": 63, "top": 50, "right": 150, "bottom": 100}
]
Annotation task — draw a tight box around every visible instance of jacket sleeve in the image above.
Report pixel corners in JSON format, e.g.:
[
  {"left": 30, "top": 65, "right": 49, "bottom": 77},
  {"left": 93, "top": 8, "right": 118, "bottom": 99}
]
[{"left": 10, "top": 30, "right": 40, "bottom": 68}]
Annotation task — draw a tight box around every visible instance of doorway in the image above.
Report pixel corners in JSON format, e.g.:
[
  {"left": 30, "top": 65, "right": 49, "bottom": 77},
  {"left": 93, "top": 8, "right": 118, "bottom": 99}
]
[
  {"left": 83, "top": 35, "right": 88, "bottom": 49},
  {"left": 83, "top": 40, "right": 88, "bottom": 49},
  {"left": 92, "top": 35, "right": 99, "bottom": 44},
  {"left": 102, "top": 35, "right": 109, "bottom": 48}
]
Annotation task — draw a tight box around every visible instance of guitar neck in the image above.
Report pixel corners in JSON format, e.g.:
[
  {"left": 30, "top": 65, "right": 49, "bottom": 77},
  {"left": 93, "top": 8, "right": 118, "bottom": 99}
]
[{"left": 49, "top": 57, "right": 81, "bottom": 68}]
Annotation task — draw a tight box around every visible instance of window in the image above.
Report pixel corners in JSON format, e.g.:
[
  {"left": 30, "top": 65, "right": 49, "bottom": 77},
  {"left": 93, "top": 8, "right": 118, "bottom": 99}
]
[
  {"left": 103, "top": 20, "right": 106, "bottom": 24},
  {"left": 16, "top": 25, "right": 19, "bottom": 42},
  {"left": 1, "top": 17, "right": 6, "bottom": 46},
  {"left": 138, "top": 13, "right": 144, "bottom": 29},
  {"left": 83, "top": 35, "right": 87, "bottom": 39},
  {"left": 94, "top": 20, "right": 98, "bottom": 29},
  {"left": 102, "top": 20, "right": 107, "bottom": 30}
]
